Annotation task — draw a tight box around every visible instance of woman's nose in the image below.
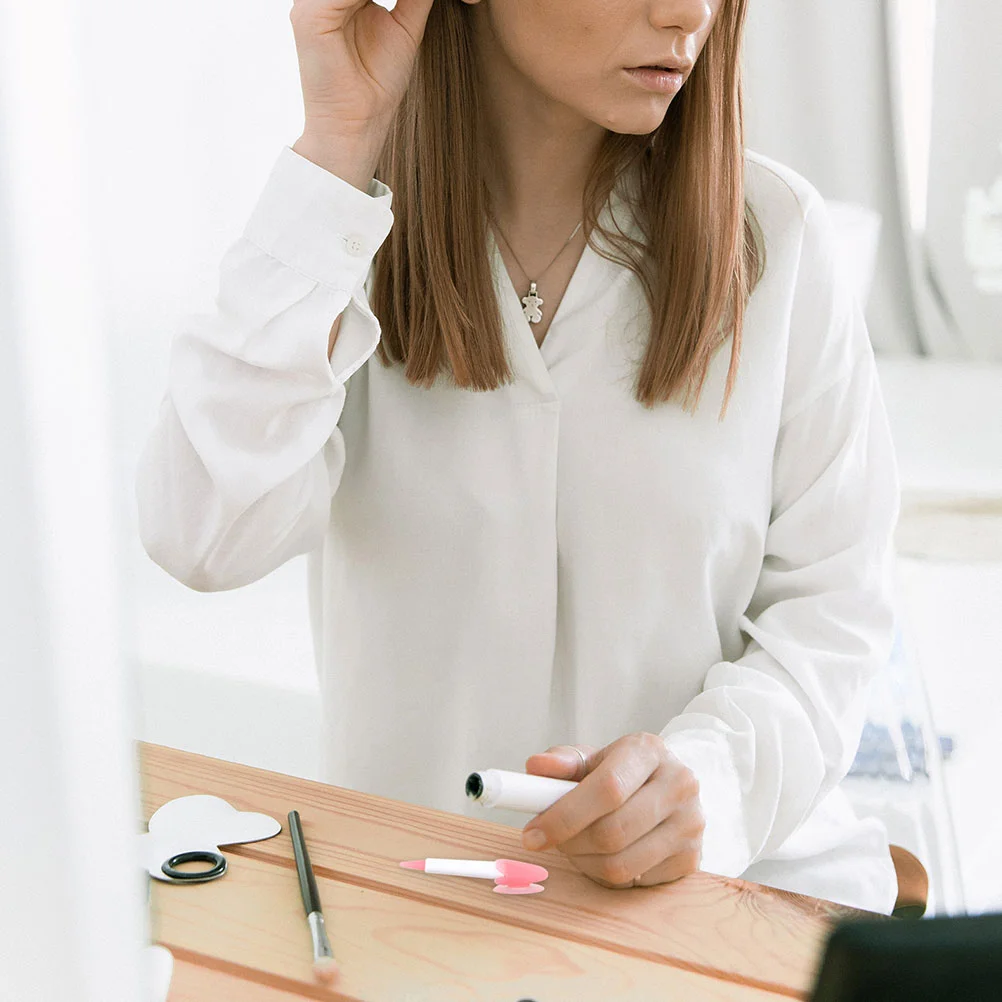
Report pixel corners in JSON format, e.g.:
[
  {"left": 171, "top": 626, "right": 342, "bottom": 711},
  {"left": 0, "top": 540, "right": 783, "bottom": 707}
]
[{"left": 651, "top": 0, "right": 714, "bottom": 37}]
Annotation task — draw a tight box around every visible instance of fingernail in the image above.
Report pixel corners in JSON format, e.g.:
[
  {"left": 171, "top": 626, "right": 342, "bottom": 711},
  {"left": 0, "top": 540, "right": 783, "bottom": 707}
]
[{"left": 522, "top": 829, "right": 547, "bottom": 851}]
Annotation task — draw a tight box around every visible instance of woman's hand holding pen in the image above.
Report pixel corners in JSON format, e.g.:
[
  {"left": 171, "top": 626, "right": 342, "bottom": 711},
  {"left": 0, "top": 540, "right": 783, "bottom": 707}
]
[
  {"left": 290, "top": 0, "right": 436, "bottom": 188},
  {"left": 520, "top": 733, "right": 706, "bottom": 889}
]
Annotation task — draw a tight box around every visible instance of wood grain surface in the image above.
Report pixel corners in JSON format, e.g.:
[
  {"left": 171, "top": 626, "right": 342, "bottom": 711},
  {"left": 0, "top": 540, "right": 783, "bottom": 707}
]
[
  {"left": 154, "top": 853, "right": 790, "bottom": 1001},
  {"left": 140, "top": 742, "right": 859, "bottom": 1001}
]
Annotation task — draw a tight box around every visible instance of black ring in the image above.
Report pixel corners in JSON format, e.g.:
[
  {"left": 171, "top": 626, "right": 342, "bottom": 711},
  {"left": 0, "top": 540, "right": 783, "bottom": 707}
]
[{"left": 161, "top": 850, "right": 227, "bottom": 882}]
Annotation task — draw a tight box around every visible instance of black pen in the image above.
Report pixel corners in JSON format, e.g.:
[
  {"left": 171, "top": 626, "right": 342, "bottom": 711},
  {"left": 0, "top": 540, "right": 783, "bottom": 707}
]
[{"left": 288, "top": 810, "right": 339, "bottom": 984}]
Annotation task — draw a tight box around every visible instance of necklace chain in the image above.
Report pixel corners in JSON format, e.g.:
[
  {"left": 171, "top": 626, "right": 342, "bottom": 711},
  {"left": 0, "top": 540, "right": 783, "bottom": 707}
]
[{"left": 490, "top": 215, "right": 584, "bottom": 325}]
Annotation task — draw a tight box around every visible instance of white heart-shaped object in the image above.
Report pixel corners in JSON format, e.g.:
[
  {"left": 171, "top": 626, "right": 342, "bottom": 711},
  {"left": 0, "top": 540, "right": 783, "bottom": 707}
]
[{"left": 140, "top": 795, "right": 281, "bottom": 882}]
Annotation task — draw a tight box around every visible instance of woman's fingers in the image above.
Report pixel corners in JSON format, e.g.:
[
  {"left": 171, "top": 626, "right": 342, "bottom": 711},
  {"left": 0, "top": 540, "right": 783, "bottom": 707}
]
[
  {"left": 556, "top": 764, "right": 675, "bottom": 856},
  {"left": 522, "top": 733, "right": 662, "bottom": 851},
  {"left": 568, "top": 805, "right": 705, "bottom": 889},
  {"left": 525, "top": 744, "right": 597, "bottom": 781},
  {"left": 389, "top": 0, "right": 439, "bottom": 42},
  {"left": 290, "top": 0, "right": 436, "bottom": 134},
  {"left": 522, "top": 732, "right": 705, "bottom": 890}
]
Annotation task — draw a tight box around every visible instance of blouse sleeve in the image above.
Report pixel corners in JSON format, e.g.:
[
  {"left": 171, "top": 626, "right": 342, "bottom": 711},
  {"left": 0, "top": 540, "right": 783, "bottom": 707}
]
[
  {"left": 135, "top": 146, "right": 394, "bottom": 591},
  {"left": 660, "top": 191, "right": 901, "bottom": 878}
]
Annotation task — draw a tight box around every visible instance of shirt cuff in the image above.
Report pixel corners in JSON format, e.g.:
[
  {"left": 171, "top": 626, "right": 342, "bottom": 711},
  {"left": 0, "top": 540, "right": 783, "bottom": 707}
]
[
  {"left": 241, "top": 145, "right": 395, "bottom": 295},
  {"left": 660, "top": 727, "right": 753, "bottom": 878}
]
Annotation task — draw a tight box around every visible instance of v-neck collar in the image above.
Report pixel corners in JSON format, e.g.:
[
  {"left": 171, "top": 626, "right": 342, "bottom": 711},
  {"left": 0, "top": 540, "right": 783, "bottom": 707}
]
[
  {"left": 491, "top": 233, "right": 560, "bottom": 401},
  {"left": 490, "top": 228, "right": 595, "bottom": 355},
  {"left": 489, "top": 180, "right": 641, "bottom": 399}
]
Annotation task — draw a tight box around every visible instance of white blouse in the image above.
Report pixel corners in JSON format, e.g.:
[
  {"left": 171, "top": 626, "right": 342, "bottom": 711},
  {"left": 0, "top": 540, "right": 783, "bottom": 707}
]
[{"left": 137, "top": 144, "right": 901, "bottom": 914}]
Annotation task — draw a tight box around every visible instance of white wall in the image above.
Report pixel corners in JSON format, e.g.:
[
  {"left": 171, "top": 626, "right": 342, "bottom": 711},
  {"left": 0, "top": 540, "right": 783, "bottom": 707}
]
[{"left": 77, "top": 1, "right": 319, "bottom": 699}]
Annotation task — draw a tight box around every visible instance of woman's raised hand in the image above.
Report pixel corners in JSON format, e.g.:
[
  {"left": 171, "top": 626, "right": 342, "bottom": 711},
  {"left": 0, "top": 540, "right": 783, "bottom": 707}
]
[{"left": 290, "top": 0, "right": 436, "bottom": 142}]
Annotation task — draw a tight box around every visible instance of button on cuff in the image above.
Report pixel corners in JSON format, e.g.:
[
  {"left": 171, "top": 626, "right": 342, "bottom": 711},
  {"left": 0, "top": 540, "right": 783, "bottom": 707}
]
[
  {"left": 344, "top": 234, "right": 366, "bottom": 256},
  {"left": 241, "top": 147, "right": 394, "bottom": 285}
]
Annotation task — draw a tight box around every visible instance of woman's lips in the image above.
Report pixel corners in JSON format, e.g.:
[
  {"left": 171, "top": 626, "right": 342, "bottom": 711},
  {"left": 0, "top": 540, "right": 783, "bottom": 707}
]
[{"left": 624, "top": 67, "right": 685, "bottom": 94}]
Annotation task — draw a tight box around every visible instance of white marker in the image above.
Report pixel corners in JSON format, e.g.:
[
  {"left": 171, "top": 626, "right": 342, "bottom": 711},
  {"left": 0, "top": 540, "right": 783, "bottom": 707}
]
[{"left": 465, "top": 768, "right": 579, "bottom": 815}]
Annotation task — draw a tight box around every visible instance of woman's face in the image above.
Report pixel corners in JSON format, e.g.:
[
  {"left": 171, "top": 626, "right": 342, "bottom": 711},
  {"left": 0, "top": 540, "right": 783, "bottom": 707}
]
[{"left": 461, "top": 0, "right": 724, "bottom": 135}]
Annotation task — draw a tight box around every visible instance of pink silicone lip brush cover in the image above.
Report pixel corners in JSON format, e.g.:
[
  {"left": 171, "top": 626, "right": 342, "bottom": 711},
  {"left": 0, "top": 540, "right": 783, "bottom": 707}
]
[{"left": 495, "top": 858, "right": 548, "bottom": 893}]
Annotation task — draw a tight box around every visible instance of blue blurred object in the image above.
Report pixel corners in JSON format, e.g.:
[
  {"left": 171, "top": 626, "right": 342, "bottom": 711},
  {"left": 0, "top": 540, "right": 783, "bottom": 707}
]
[
  {"left": 848, "top": 719, "right": 955, "bottom": 779},
  {"left": 847, "top": 625, "right": 955, "bottom": 781}
]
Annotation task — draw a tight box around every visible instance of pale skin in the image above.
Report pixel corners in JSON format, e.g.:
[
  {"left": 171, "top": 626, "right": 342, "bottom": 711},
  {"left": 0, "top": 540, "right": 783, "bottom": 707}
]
[{"left": 293, "top": 0, "right": 722, "bottom": 889}]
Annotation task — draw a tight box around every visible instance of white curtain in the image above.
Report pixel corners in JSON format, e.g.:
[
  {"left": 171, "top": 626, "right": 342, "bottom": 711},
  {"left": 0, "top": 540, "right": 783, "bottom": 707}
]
[
  {"left": 742, "top": 0, "right": 1000, "bottom": 360},
  {"left": 0, "top": 1, "right": 149, "bottom": 997},
  {"left": 923, "top": 0, "right": 1002, "bottom": 359},
  {"left": 742, "top": 0, "right": 925, "bottom": 356}
]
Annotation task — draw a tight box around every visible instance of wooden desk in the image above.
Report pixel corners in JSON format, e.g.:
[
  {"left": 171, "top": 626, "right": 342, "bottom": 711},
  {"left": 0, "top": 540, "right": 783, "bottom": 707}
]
[{"left": 140, "top": 742, "right": 862, "bottom": 1001}]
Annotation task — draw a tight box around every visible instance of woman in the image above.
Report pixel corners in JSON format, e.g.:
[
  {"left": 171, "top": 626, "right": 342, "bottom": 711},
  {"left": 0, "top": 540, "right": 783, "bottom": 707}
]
[{"left": 137, "top": 0, "right": 901, "bottom": 913}]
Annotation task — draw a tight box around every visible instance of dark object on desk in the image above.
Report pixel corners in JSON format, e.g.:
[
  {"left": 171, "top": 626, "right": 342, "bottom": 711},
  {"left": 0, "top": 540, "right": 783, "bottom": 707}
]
[
  {"left": 810, "top": 913, "right": 1002, "bottom": 1002},
  {"left": 161, "top": 848, "right": 227, "bottom": 882},
  {"left": 287, "top": 809, "right": 339, "bottom": 983}
]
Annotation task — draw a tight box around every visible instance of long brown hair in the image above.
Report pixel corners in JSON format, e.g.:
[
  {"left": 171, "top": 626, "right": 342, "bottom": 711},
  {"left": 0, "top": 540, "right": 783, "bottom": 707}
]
[{"left": 372, "top": 0, "right": 764, "bottom": 419}]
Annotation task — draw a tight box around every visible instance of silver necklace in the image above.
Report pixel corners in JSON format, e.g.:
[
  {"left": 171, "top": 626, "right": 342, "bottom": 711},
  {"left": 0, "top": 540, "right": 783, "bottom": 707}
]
[{"left": 491, "top": 217, "right": 584, "bottom": 325}]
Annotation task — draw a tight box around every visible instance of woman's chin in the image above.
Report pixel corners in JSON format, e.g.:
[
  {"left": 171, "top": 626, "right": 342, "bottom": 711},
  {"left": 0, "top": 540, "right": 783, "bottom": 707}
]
[{"left": 600, "top": 103, "right": 674, "bottom": 137}]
